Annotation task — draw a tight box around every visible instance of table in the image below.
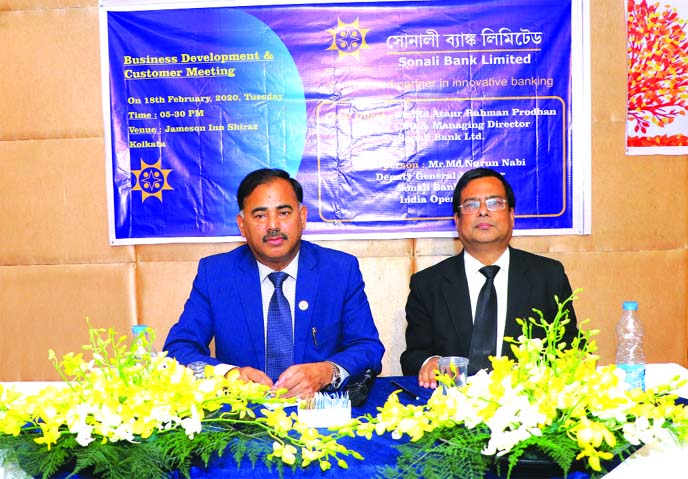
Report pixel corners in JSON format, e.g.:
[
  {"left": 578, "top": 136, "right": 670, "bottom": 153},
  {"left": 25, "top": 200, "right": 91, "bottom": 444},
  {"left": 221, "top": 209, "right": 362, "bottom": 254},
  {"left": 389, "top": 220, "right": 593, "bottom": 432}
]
[
  {"left": 177, "top": 367, "right": 688, "bottom": 479},
  {"left": 2, "top": 365, "right": 687, "bottom": 479},
  {"left": 180, "top": 375, "right": 438, "bottom": 479}
]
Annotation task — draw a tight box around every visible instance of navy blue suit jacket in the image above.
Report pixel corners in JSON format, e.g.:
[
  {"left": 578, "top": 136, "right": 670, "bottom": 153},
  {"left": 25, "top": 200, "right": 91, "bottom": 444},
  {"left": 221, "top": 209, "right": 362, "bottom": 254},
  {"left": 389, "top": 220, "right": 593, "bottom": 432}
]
[
  {"left": 164, "top": 241, "right": 384, "bottom": 383},
  {"left": 400, "top": 247, "right": 578, "bottom": 375}
]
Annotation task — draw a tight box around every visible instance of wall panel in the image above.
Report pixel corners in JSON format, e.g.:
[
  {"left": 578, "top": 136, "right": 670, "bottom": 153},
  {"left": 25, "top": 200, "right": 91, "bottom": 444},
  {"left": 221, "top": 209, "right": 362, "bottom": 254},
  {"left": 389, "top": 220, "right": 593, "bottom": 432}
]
[
  {"left": 136, "top": 261, "right": 200, "bottom": 353},
  {"left": 0, "top": 263, "right": 136, "bottom": 381},
  {"left": 564, "top": 249, "right": 688, "bottom": 365},
  {"left": 359, "top": 256, "right": 412, "bottom": 376},
  {"left": 0, "top": 7, "right": 101, "bottom": 140},
  {"left": 0, "top": 138, "right": 134, "bottom": 265}
]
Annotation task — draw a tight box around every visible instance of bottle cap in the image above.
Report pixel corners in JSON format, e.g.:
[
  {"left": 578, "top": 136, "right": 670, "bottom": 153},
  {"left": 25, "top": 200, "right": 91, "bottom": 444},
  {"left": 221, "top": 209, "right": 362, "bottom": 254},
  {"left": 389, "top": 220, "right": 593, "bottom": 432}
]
[
  {"left": 132, "top": 324, "right": 149, "bottom": 335},
  {"left": 623, "top": 301, "right": 638, "bottom": 310}
]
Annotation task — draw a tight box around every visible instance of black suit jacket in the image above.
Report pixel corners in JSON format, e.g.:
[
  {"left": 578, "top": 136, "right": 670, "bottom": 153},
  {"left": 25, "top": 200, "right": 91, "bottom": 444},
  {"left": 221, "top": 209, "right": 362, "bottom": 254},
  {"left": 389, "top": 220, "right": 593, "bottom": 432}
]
[{"left": 400, "top": 247, "right": 578, "bottom": 375}]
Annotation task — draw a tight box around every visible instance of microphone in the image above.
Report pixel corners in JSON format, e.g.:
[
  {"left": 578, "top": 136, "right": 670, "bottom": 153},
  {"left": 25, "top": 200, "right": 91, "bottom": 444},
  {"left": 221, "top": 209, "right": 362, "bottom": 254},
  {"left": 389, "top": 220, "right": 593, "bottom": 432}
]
[{"left": 346, "top": 369, "right": 377, "bottom": 407}]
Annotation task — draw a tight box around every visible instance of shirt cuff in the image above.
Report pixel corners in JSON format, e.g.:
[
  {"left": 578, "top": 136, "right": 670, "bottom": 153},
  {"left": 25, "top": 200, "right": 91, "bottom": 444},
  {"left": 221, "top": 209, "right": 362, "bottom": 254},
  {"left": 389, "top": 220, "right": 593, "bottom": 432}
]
[
  {"left": 214, "top": 363, "right": 235, "bottom": 377},
  {"left": 421, "top": 355, "right": 441, "bottom": 368}
]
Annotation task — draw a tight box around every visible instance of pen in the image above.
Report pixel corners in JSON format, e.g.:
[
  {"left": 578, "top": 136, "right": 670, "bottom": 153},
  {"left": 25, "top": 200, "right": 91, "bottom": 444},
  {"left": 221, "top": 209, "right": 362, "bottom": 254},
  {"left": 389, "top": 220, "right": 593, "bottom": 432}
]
[
  {"left": 390, "top": 380, "right": 420, "bottom": 401},
  {"left": 311, "top": 327, "right": 318, "bottom": 347}
]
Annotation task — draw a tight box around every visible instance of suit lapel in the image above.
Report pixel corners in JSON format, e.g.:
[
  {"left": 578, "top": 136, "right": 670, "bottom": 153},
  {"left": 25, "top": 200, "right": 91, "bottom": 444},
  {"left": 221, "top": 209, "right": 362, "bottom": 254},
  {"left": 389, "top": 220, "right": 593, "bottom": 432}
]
[
  {"left": 441, "top": 252, "right": 474, "bottom": 342},
  {"left": 504, "top": 247, "right": 532, "bottom": 342},
  {"left": 294, "top": 242, "right": 317, "bottom": 364},
  {"left": 235, "top": 248, "right": 266, "bottom": 370}
]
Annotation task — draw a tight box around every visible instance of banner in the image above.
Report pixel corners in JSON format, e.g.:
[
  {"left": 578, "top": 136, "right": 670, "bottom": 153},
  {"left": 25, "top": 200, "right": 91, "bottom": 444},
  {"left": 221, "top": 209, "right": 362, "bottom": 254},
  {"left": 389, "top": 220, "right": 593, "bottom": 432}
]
[
  {"left": 625, "top": 0, "right": 688, "bottom": 155},
  {"left": 100, "top": 0, "right": 591, "bottom": 244}
]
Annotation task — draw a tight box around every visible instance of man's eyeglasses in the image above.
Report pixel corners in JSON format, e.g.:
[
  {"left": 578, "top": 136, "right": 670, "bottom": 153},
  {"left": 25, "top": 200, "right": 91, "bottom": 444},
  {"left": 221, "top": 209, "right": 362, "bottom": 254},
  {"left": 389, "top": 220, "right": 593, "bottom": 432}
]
[{"left": 457, "top": 197, "right": 508, "bottom": 214}]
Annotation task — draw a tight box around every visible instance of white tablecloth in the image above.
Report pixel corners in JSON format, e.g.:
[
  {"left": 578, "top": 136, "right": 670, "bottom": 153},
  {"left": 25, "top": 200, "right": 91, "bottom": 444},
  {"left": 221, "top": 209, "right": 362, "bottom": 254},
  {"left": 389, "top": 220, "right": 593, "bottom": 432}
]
[{"left": 601, "top": 363, "right": 688, "bottom": 479}]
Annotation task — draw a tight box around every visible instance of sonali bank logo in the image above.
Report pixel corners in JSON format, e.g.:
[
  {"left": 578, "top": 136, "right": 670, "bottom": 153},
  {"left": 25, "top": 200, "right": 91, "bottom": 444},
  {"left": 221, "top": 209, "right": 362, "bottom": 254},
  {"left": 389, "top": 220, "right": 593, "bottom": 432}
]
[
  {"left": 131, "top": 159, "right": 173, "bottom": 202},
  {"left": 326, "top": 17, "right": 370, "bottom": 60}
]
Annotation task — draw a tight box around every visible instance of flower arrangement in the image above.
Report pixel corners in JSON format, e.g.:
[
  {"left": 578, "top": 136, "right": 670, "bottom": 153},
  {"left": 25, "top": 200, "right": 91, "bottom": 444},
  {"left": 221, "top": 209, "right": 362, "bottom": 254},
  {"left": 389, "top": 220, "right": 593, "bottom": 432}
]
[
  {"left": 2, "top": 295, "right": 687, "bottom": 479},
  {"left": 349, "top": 291, "right": 688, "bottom": 479},
  {"left": 0, "top": 325, "right": 360, "bottom": 479}
]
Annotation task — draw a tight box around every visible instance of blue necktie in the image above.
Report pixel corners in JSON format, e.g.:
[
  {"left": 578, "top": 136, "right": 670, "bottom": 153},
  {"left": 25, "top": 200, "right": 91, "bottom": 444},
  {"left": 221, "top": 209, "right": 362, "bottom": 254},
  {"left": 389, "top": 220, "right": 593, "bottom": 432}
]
[
  {"left": 468, "top": 265, "right": 500, "bottom": 375},
  {"left": 266, "top": 272, "right": 293, "bottom": 381}
]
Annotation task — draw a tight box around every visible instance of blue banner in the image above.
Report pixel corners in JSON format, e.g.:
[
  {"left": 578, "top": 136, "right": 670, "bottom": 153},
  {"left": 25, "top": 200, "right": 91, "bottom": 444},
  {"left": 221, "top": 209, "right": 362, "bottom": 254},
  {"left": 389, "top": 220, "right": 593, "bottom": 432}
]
[{"left": 101, "top": 0, "right": 587, "bottom": 244}]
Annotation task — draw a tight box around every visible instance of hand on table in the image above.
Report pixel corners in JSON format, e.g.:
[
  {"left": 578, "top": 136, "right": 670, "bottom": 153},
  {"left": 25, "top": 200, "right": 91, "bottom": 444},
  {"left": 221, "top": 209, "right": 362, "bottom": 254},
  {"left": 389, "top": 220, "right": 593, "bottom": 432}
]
[
  {"left": 273, "top": 362, "right": 332, "bottom": 398},
  {"left": 231, "top": 366, "right": 273, "bottom": 387},
  {"left": 418, "top": 357, "right": 440, "bottom": 389}
]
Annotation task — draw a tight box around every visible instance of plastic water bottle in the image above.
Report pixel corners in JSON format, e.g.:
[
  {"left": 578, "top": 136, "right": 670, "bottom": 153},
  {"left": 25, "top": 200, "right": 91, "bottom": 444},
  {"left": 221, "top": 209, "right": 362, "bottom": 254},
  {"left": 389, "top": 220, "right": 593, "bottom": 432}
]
[
  {"left": 132, "top": 324, "right": 157, "bottom": 362},
  {"left": 615, "top": 301, "right": 645, "bottom": 390}
]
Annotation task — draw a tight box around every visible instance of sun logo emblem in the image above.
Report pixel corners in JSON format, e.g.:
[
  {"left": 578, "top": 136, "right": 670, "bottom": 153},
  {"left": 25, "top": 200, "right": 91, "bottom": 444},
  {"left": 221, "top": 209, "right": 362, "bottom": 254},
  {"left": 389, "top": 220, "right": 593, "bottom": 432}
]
[
  {"left": 326, "top": 17, "right": 370, "bottom": 60},
  {"left": 131, "top": 159, "right": 173, "bottom": 202}
]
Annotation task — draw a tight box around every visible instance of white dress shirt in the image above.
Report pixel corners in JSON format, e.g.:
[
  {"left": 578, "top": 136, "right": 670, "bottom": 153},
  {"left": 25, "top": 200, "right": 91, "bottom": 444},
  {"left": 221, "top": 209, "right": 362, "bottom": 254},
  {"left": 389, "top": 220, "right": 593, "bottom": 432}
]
[
  {"left": 463, "top": 249, "right": 510, "bottom": 356},
  {"left": 257, "top": 254, "right": 299, "bottom": 333}
]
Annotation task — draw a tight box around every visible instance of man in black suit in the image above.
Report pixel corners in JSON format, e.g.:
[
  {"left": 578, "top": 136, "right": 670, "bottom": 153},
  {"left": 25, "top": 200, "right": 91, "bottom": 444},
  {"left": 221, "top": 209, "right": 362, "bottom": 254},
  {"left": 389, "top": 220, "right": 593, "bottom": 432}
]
[{"left": 400, "top": 167, "right": 578, "bottom": 388}]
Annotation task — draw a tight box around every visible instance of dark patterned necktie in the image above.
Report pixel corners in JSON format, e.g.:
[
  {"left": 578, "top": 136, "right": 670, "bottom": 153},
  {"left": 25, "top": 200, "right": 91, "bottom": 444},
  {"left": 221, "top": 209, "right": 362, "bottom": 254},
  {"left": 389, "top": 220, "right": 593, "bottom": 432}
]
[
  {"left": 266, "top": 272, "right": 293, "bottom": 381},
  {"left": 468, "top": 265, "right": 500, "bottom": 375}
]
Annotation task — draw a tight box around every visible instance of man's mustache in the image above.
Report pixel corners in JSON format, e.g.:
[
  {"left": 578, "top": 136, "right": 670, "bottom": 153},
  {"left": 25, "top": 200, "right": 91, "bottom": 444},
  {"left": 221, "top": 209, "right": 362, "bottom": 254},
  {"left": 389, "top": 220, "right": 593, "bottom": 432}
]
[{"left": 263, "top": 229, "right": 288, "bottom": 242}]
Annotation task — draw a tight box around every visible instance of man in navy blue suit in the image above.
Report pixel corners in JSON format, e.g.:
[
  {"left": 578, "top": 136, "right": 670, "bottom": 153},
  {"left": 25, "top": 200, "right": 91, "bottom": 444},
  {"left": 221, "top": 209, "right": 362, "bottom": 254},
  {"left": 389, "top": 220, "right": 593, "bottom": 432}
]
[{"left": 164, "top": 168, "right": 384, "bottom": 398}]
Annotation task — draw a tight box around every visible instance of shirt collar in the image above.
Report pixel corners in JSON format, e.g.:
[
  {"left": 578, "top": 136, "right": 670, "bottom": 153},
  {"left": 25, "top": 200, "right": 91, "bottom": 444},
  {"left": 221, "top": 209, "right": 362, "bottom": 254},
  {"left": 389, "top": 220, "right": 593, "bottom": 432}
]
[
  {"left": 257, "top": 252, "right": 300, "bottom": 282},
  {"left": 464, "top": 248, "right": 510, "bottom": 276}
]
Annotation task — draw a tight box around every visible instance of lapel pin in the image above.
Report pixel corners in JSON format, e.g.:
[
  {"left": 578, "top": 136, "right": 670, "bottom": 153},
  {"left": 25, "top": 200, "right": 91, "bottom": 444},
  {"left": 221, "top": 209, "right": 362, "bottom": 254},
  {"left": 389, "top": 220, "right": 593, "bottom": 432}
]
[{"left": 298, "top": 300, "right": 309, "bottom": 311}]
